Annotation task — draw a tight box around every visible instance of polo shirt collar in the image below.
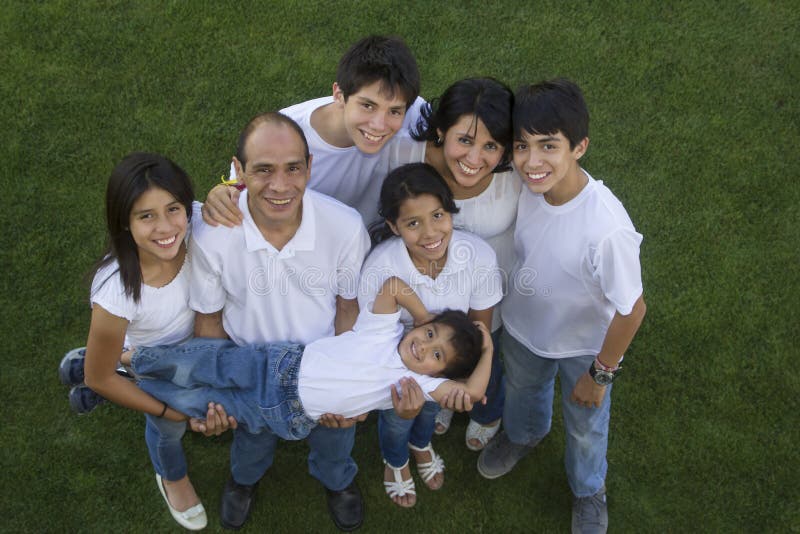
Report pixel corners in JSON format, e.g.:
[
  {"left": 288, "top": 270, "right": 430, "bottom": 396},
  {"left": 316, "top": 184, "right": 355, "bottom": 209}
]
[{"left": 240, "top": 189, "right": 316, "bottom": 254}]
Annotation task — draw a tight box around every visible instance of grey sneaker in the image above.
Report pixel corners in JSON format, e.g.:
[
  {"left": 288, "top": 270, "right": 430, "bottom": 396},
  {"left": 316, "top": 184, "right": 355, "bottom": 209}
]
[
  {"left": 69, "top": 385, "right": 107, "bottom": 414},
  {"left": 477, "top": 430, "right": 538, "bottom": 479},
  {"left": 571, "top": 486, "right": 608, "bottom": 534}
]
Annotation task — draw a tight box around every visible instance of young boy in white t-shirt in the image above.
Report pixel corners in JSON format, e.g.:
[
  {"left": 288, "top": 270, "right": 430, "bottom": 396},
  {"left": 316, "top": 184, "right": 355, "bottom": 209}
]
[
  {"left": 128, "top": 276, "right": 493, "bottom": 449},
  {"left": 205, "top": 35, "right": 425, "bottom": 227},
  {"left": 477, "top": 79, "right": 647, "bottom": 534}
]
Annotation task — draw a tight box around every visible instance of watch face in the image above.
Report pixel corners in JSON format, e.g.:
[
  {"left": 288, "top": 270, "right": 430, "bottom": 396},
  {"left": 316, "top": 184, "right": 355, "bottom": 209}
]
[{"left": 593, "top": 370, "right": 614, "bottom": 386}]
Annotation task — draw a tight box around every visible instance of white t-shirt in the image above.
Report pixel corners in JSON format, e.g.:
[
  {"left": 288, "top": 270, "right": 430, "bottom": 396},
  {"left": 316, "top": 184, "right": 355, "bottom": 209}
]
[
  {"left": 298, "top": 308, "right": 447, "bottom": 419},
  {"left": 378, "top": 137, "right": 522, "bottom": 330},
  {"left": 90, "top": 202, "right": 201, "bottom": 348},
  {"left": 280, "top": 95, "right": 426, "bottom": 226},
  {"left": 189, "top": 189, "right": 370, "bottom": 346},
  {"left": 502, "top": 172, "right": 644, "bottom": 359},
  {"left": 358, "top": 229, "right": 502, "bottom": 330}
]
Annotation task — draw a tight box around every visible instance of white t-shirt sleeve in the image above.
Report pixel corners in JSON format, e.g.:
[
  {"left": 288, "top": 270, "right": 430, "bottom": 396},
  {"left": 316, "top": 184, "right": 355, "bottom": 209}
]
[
  {"left": 188, "top": 235, "right": 226, "bottom": 314},
  {"left": 470, "top": 245, "right": 503, "bottom": 312},
  {"left": 592, "top": 228, "right": 643, "bottom": 315},
  {"left": 90, "top": 266, "right": 135, "bottom": 322}
]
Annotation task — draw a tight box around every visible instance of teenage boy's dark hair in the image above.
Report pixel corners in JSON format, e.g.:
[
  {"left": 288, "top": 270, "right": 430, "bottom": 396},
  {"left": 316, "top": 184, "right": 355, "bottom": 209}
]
[
  {"left": 336, "top": 35, "right": 420, "bottom": 108},
  {"left": 428, "top": 310, "right": 483, "bottom": 379},
  {"left": 513, "top": 78, "right": 589, "bottom": 149}
]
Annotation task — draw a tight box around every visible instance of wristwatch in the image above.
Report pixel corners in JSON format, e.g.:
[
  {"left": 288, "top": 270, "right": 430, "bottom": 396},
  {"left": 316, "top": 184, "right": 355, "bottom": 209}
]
[{"left": 588, "top": 359, "right": 619, "bottom": 386}]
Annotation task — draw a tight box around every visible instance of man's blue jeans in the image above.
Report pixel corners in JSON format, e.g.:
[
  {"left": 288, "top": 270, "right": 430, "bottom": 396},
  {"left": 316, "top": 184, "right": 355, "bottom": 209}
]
[{"left": 501, "top": 330, "right": 611, "bottom": 498}]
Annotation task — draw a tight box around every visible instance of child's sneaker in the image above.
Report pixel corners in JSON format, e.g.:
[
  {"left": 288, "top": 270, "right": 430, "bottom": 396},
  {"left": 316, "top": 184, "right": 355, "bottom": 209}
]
[
  {"left": 571, "top": 486, "right": 608, "bottom": 534},
  {"left": 58, "top": 347, "right": 134, "bottom": 386},
  {"left": 476, "top": 430, "right": 538, "bottom": 479},
  {"left": 69, "top": 385, "right": 107, "bottom": 414},
  {"left": 59, "top": 347, "right": 87, "bottom": 386}
]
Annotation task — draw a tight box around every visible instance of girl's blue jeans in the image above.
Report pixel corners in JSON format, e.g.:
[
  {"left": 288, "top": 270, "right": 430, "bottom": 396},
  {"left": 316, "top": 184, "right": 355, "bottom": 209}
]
[
  {"left": 501, "top": 330, "right": 611, "bottom": 498},
  {"left": 133, "top": 338, "right": 355, "bottom": 490}
]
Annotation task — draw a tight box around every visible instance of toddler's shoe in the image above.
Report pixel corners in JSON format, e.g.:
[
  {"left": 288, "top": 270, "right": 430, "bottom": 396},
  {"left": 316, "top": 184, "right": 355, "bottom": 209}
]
[
  {"left": 58, "top": 347, "right": 134, "bottom": 386},
  {"left": 434, "top": 408, "right": 453, "bottom": 435},
  {"left": 59, "top": 347, "right": 87, "bottom": 386},
  {"left": 69, "top": 385, "right": 107, "bottom": 414}
]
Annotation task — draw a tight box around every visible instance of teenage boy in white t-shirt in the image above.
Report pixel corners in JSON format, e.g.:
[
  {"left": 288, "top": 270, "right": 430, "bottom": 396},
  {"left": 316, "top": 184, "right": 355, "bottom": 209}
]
[
  {"left": 477, "top": 79, "right": 647, "bottom": 534},
  {"left": 204, "top": 35, "right": 425, "bottom": 227},
  {"left": 190, "top": 112, "right": 371, "bottom": 531}
]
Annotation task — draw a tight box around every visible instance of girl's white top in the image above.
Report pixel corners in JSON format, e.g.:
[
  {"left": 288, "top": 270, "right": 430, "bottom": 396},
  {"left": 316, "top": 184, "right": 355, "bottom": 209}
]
[
  {"left": 380, "top": 137, "right": 521, "bottom": 330},
  {"left": 89, "top": 202, "right": 201, "bottom": 347}
]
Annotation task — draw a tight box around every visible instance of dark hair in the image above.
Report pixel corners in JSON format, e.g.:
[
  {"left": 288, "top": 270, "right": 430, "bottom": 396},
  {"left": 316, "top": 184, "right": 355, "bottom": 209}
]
[
  {"left": 412, "top": 78, "right": 514, "bottom": 172},
  {"left": 236, "top": 112, "right": 310, "bottom": 170},
  {"left": 428, "top": 310, "right": 483, "bottom": 379},
  {"left": 370, "top": 163, "right": 459, "bottom": 243},
  {"left": 513, "top": 78, "right": 589, "bottom": 149},
  {"left": 336, "top": 35, "right": 420, "bottom": 108},
  {"left": 92, "top": 152, "right": 194, "bottom": 303}
]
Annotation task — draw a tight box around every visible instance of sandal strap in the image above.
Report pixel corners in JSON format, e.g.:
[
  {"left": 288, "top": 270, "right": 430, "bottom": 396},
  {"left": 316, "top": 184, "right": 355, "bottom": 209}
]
[
  {"left": 408, "top": 443, "right": 445, "bottom": 482},
  {"left": 383, "top": 459, "right": 416, "bottom": 498}
]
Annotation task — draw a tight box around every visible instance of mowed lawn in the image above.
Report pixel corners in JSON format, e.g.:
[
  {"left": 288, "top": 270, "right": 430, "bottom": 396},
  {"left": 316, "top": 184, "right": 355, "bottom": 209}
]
[{"left": 2, "top": 1, "right": 798, "bottom": 532}]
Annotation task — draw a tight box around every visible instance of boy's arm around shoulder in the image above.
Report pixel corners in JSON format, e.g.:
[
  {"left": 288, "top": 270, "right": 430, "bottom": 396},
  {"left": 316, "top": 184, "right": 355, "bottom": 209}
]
[{"left": 430, "top": 322, "right": 494, "bottom": 404}]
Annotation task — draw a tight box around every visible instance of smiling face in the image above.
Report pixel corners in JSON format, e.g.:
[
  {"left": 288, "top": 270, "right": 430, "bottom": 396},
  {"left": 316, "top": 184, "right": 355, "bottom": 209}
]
[
  {"left": 335, "top": 80, "right": 408, "bottom": 154},
  {"left": 129, "top": 186, "right": 188, "bottom": 264},
  {"left": 235, "top": 122, "right": 311, "bottom": 230},
  {"left": 398, "top": 322, "right": 456, "bottom": 376},
  {"left": 512, "top": 129, "right": 589, "bottom": 205},
  {"left": 439, "top": 114, "right": 505, "bottom": 191},
  {"left": 387, "top": 193, "right": 453, "bottom": 275}
]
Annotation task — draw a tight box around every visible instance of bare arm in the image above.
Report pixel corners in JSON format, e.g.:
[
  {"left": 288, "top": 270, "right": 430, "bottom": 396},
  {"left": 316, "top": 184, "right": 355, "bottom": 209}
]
[
  {"left": 571, "top": 295, "right": 647, "bottom": 407},
  {"left": 467, "top": 306, "right": 493, "bottom": 332},
  {"left": 194, "top": 310, "right": 228, "bottom": 339},
  {"left": 201, "top": 184, "right": 243, "bottom": 228},
  {"left": 429, "top": 322, "right": 494, "bottom": 404},
  {"left": 373, "top": 277, "right": 430, "bottom": 325},
  {"left": 84, "top": 305, "right": 186, "bottom": 422},
  {"left": 334, "top": 296, "right": 359, "bottom": 335}
]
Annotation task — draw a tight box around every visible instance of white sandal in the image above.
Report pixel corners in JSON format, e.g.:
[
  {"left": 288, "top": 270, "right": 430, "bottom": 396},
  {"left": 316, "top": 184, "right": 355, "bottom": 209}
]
[
  {"left": 434, "top": 408, "right": 454, "bottom": 435},
  {"left": 382, "top": 459, "right": 416, "bottom": 507},
  {"left": 155, "top": 473, "right": 207, "bottom": 531},
  {"left": 408, "top": 442, "right": 445, "bottom": 489},
  {"left": 465, "top": 419, "right": 501, "bottom": 451}
]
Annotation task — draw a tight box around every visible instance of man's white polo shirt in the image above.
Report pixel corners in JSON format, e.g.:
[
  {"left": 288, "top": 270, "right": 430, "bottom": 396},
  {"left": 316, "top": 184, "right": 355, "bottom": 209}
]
[
  {"left": 190, "top": 188, "right": 370, "bottom": 345},
  {"left": 358, "top": 229, "right": 502, "bottom": 329}
]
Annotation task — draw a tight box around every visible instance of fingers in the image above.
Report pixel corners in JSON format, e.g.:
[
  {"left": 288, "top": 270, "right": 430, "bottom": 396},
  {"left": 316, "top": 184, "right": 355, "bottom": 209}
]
[{"left": 203, "top": 185, "right": 244, "bottom": 228}]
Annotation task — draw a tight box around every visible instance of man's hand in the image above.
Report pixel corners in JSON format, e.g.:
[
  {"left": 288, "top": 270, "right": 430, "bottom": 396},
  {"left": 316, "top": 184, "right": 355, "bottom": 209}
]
[
  {"left": 201, "top": 184, "right": 243, "bottom": 228},
  {"left": 188, "top": 402, "right": 238, "bottom": 436},
  {"left": 570, "top": 373, "right": 608, "bottom": 409},
  {"left": 391, "top": 377, "right": 425, "bottom": 419}
]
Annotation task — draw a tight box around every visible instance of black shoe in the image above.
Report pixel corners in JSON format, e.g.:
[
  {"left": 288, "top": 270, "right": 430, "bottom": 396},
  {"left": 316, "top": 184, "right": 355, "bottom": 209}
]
[
  {"left": 220, "top": 476, "right": 258, "bottom": 530},
  {"left": 326, "top": 480, "right": 363, "bottom": 532}
]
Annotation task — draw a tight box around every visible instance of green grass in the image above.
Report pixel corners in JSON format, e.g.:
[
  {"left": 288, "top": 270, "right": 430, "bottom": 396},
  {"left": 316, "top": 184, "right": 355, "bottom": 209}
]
[{"left": 2, "top": 0, "right": 799, "bottom": 532}]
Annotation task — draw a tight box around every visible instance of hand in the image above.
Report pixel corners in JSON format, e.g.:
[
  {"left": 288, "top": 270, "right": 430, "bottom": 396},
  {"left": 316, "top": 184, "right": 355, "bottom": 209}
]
[
  {"left": 437, "top": 386, "right": 477, "bottom": 412},
  {"left": 188, "top": 402, "right": 238, "bottom": 436},
  {"left": 201, "top": 184, "right": 243, "bottom": 228},
  {"left": 570, "top": 373, "right": 608, "bottom": 409},
  {"left": 318, "top": 412, "right": 368, "bottom": 429},
  {"left": 391, "top": 377, "right": 425, "bottom": 419}
]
